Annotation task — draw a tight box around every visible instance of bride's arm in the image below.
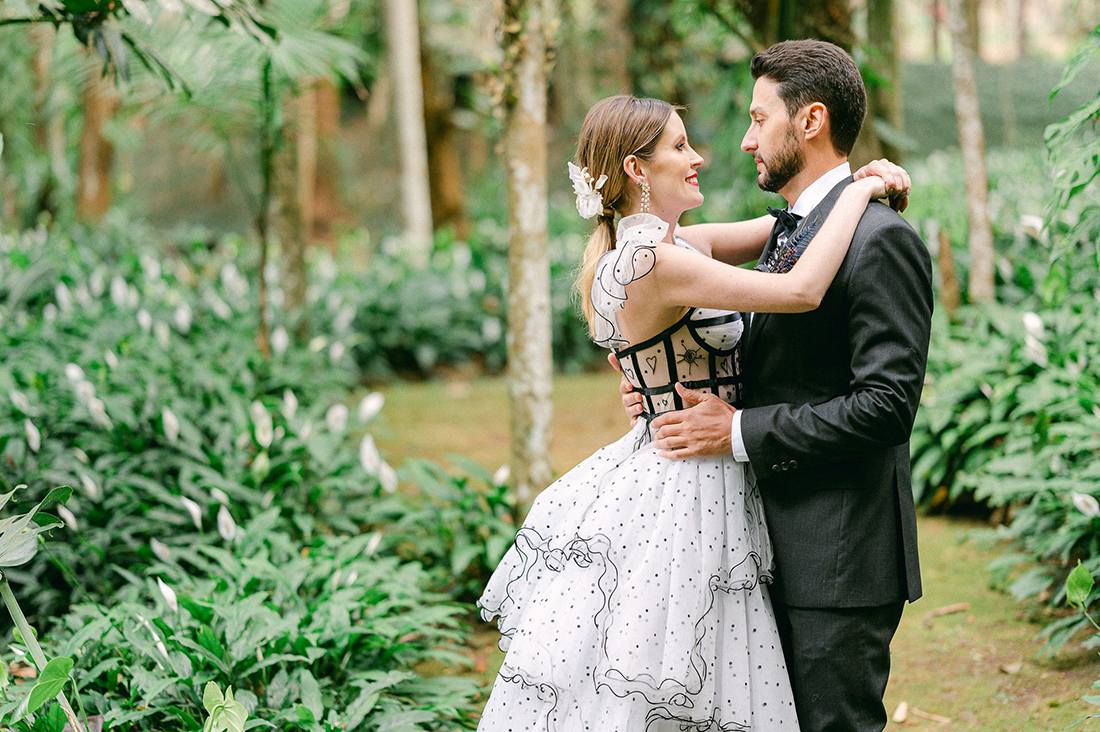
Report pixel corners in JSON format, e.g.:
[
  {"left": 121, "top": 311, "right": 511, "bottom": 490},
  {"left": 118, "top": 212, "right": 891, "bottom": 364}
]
[
  {"left": 644, "top": 177, "right": 887, "bottom": 314},
  {"left": 674, "top": 160, "right": 911, "bottom": 266},
  {"left": 675, "top": 216, "right": 773, "bottom": 265}
]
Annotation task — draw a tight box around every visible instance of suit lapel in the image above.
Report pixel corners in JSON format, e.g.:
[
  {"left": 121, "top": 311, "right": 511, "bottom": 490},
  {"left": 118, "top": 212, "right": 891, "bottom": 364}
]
[{"left": 744, "top": 176, "right": 856, "bottom": 357}]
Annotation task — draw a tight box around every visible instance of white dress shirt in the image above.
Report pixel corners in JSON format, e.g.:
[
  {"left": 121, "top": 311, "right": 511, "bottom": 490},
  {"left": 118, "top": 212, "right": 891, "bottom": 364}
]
[{"left": 730, "top": 162, "right": 853, "bottom": 462}]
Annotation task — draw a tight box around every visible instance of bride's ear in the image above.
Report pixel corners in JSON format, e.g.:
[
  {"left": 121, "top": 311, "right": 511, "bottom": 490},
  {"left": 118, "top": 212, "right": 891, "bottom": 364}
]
[{"left": 623, "top": 155, "right": 645, "bottom": 187}]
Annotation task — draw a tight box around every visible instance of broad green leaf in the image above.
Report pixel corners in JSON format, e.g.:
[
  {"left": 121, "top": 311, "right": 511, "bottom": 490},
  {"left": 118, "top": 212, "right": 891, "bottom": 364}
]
[
  {"left": 26, "top": 656, "right": 74, "bottom": 714},
  {"left": 298, "top": 669, "right": 322, "bottom": 721},
  {"left": 204, "top": 681, "right": 225, "bottom": 712},
  {"left": 1067, "top": 561, "right": 1094, "bottom": 608}
]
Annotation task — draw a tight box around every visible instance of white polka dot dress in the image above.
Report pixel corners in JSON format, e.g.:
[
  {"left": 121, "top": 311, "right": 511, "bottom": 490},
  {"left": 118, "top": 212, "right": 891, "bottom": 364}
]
[{"left": 476, "top": 215, "right": 799, "bottom": 731}]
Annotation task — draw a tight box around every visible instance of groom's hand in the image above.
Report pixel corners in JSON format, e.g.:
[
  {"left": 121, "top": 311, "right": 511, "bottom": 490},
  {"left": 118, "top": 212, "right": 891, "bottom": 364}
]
[
  {"left": 651, "top": 383, "right": 735, "bottom": 459},
  {"left": 609, "top": 353, "right": 644, "bottom": 427}
]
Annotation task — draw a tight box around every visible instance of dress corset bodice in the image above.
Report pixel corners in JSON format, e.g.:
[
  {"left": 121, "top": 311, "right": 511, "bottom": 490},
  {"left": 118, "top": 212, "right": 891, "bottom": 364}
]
[
  {"left": 614, "top": 307, "right": 745, "bottom": 419},
  {"left": 589, "top": 212, "right": 745, "bottom": 421}
]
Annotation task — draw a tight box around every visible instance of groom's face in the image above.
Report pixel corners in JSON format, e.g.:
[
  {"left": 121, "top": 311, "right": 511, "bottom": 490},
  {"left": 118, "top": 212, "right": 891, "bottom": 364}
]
[{"left": 742, "top": 77, "right": 806, "bottom": 195}]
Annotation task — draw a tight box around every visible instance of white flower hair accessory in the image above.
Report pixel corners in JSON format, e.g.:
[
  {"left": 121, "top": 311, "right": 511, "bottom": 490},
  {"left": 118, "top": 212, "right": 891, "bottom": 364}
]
[{"left": 568, "top": 162, "right": 608, "bottom": 220}]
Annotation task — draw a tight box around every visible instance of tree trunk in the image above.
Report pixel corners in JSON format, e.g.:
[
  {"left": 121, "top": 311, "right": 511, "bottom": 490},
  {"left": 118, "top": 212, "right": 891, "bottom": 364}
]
[
  {"left": 945, "top": 0, "right": 995, "bottom": 302},
  {"left": 30, "top": 25, "right": 59, "bottom": 223},
  {"left": 502, "top": 0, "right": 554, "bottom": 507},
  {"left": 385, "top": 0, "right": 433, "bottom": 264},
  {"left": 76, "top": 64, "right": 119, "bottom": 223},
  {"left": 964, "top": 0, "right": 980, "bottom": 59},
  {"left": 421, "top": 51, "right": 468, "bottom": 238},
  {"left": 931, "top": 1, "right": 942, "bottom": 59},
  {"left": 312, "top": 79, "right": 345, "bottom": 247},
  {"left": 278, "top": 92, "right": 308, "bottom": 318},
  {"left": 937, "top": 229, "right": 961, "bottom": 318},
  {"left": 1016, "top": 0, "right": 1027, "bottom": 59},
  {"left": 866, "top": 0, "right": 903, "bottom": 162},
  {"left": 599, "top": 0, "right": 631, "bottom": 94}
]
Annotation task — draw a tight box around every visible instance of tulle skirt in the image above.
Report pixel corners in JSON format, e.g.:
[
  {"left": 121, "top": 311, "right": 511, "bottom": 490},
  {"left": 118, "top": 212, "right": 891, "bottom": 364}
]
[{"left": 477, "top": 422, "right": 799, "bottom": 731}]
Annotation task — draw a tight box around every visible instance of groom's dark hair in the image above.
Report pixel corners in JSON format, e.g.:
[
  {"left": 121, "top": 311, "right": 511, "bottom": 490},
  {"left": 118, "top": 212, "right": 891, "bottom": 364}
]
[{"left": 750, "top": 40, "right": 866, "bottom": 156}]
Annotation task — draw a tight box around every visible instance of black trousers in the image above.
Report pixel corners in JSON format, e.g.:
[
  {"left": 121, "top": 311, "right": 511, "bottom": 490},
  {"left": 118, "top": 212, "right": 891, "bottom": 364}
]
[{"left": 772, "top": 599, "right": 905, "bottom": 732}]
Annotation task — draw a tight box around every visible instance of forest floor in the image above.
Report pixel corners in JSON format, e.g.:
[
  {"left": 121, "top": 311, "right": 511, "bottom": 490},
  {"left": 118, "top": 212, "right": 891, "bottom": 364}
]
[{"left": 377, "top": 372, "right": 1100, "bottom": 731}]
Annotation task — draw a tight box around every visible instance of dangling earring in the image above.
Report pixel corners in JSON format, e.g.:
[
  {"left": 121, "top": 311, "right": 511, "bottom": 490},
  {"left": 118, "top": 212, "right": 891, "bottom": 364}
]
[{"left": 641, "top": 181, "right": 650, "bottom": 214}]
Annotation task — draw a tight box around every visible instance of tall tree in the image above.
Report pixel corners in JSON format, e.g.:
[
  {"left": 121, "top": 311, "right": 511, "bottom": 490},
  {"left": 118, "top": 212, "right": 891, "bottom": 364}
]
[
  {"left": 499, "top": 0, "right": 555, "bottom": 507},
  {"left": 385, "top": 0, "right": 433, "bottom": 264},
  {"left": 421, "top": 50, "right": 468, "bottom": 238},
  {"left": 866, "top": 0, "right": 903, "bottom": 162},
  {"left": 76, "top": 61, "right": 119, "bottom": 222},
  {"left": 945, "top": 0, "right": 994, "bottom": 301}
]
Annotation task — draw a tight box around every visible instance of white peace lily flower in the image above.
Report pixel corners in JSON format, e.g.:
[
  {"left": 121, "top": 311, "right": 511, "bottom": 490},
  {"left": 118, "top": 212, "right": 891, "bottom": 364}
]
[
  {"left": 261, "top": 490, "right": 275, "bottom": 509},
  {"left": 299, "top": 420, "right": 313, "bottom": 442},
  {"left": 81, "top": 474, "right": 99, "bottom": 501},
  {"left": 365, "top": 531, "right": 383, "bottom": 556},
  {"left": 157, "top": 577, "right": 179, "bottom": 613},
  {"left": 1022, "top": 312, "right": 1045, "bottom": 340},
  {"left": 358, "top": 393, "right": 384, "bottom": 422},
  {"left": 379, "top": 462, "right": 399, "bottom": 493},
  {"left": 141, "top": 254, "right": 162, "bottom": 282},
  {"left": 1072, "top": 492, "right": 1100, "bottom": 518},
  {"left": 282, "top": 389, "right": 299, "bottom": 420},
  {"left": 65, "top": 363, "right": 84, "bottom": 382},
  {"left": 334, "top": 305, "right": 356, "bottom": 333},
  {"left": 162, "top": 407, "right": 180, "bottom": 443},
  {"left": 482, "top": 317, "right": 502, "bottom": 343},
  {"left": 55, "top": 283, "right": 73, "bottom": 312},
  {"left": 345, "top": 570, "right": 358, "bottom": 586},
  {"left": 329, "top": 342, "right": 346, "bottom": 362},
  {"left": 75, "top": 380, "right": 95, "bottom": 404},
  {"left": 89, "top": 269, "right": 106, "bottom": 298},
  {"left": 150, "top": 538, "right": 171, "bottom": 562},
  {"left": 104, "top": 349, "right": 119, "bottom": 370},
  {"left": 274, "top": 426, "right": 285, "bottom": 441},
  {"left": 58, "top": 506, "right": 77, "bottom": 531},
  {"left": 234, "top": 431, "right": 251, "bottom": 449},
  {"left": 492, "top": 464, "right": 511, "bottom": 486},
  {"left": 43, "top": 304, "right": 58, "bottom": 322},
  {"left": 217, "top": 505, "right": 237, "bottom": 542},
  {"left": 137, "top": 309, "right": 153, "bottom": 333},
  {"left": 251, "top": 401, "right": 274, "bottom": 448},
  {"left": 110, "top": 276, "right": 129, "bottom": 307},
  {"left": 74, "top": 447, "right": 90, "bottom": 465},
  {"left": 173, "top": 303, "right": 192, "bottom": 333},
  {"left": 359, "top": 435, "right": 381, "bottom": 474},
  {"left": 309, "top": 336, "right": 328, "bottom": 353},
  {"left": 567, "top": 162, "right": 608, "bottom": 220},
  {"left": 154, "top": 321, "right": 171, "bottom": 348},
  {"left": 181, "top": 496, "right": 203, "bottom": 529},
  {"left": 89, "top": 397, "right": 112, "bottom": 428},
  {"left": 208, "top": 294, "right": 232, "bottom": 320},
  {"left": 210, "top": 487, "right": 230, "bottom": 505},
  {"left": 24, "top": 419, "right": 40, "bottom": 452},
  {"left": 271, "top": 326, "right": 290, "bottom": 356},
  {"left": 9, "top": 390, "right": 30, "bottom": 413},
  {"left": 331, "top": 569, "right": 342, "bottom": 590},
  {"left": 220, "top": 263, "right": 248, "bottom": 297},
  {"left": 1024, "top": 335, "right": 1048, "bottom": 368},
  {"left": 74, "top": 284, "right": 92, "bottom": 307},
  {"left": 326, "top": 403, "right": 349, "bottom": 432}
]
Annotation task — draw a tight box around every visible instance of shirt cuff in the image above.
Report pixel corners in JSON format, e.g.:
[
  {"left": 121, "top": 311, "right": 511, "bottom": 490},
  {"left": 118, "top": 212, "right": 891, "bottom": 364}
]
[{"left": 730, "top": 408, "right": 749, "bottom": 463}]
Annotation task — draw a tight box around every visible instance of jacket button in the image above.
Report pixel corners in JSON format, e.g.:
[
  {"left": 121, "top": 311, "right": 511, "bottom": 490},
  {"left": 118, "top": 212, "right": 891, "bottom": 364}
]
[
  {"left": 781, "top": 462, "right": 790, "bottom": 471},
  {"left": 790, "top": 460, "right": 798, "bottom": 469},
  {"left": 772, "top": 464, "right": 781, "bottom": 472}
]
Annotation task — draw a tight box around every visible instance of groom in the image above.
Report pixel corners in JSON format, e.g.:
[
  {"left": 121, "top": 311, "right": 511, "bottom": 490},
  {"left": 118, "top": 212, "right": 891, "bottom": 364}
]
[{"left": 626, "top": 40, "right": 933, "bottom": 731}]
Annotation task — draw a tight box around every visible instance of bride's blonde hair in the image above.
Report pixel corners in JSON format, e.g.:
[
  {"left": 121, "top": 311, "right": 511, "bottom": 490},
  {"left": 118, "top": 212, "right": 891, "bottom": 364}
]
[{"left": 572, "top": 95, "right": 679, "bottom": 333}]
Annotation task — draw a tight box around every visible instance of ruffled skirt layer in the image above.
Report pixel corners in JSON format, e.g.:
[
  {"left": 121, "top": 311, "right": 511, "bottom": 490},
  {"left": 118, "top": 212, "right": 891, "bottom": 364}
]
[{"left": 477, "top": 423, "right": 798, "bottom": 731}]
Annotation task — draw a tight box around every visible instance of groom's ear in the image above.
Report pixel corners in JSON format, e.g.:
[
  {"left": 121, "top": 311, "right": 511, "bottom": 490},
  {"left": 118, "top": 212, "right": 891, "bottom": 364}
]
[{"left": 800, "top": 101, "right": 829, "bottom": 143}]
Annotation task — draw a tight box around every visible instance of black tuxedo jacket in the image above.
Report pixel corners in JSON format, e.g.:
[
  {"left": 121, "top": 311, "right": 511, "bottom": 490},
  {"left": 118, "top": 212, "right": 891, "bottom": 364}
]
[{"left": 741, "top": 177, "right": 933, "bottom": 609}]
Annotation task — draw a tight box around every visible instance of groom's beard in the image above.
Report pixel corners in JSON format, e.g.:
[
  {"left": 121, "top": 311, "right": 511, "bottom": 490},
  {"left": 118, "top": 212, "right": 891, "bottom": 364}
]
[{"left": 757, "top": 126, "right": 805, "bottom": 193}]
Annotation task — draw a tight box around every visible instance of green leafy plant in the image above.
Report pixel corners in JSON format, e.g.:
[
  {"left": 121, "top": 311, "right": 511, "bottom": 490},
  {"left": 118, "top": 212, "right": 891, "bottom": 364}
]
[
  {"left": 0, "top": 484, "right": 85, "bottom": 732},
  {"left": 202, "top": 683, "right": 248, "bottom": 732}
]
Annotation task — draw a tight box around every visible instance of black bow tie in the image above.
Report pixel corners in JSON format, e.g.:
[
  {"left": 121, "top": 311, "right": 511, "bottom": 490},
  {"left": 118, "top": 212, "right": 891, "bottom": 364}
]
[{"left": 767, "top": 206, "right": 802, "bottom": 239}]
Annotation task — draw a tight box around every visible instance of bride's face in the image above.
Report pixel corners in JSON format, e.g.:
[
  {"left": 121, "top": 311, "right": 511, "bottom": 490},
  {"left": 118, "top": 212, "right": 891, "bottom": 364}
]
[{"left": 636, "top": 112, "right": 705, "bottom": 221}]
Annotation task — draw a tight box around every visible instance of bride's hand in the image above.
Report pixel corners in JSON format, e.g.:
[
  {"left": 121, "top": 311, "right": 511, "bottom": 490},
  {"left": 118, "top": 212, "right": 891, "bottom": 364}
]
[{"left": 854, "top": 158, "right": 910, "bottom": 213}]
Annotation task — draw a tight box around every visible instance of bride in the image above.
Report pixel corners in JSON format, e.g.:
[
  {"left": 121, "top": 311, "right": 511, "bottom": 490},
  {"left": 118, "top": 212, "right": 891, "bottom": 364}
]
[{"left": 476, "top": 94, "right": 908, "bottom": 732}]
